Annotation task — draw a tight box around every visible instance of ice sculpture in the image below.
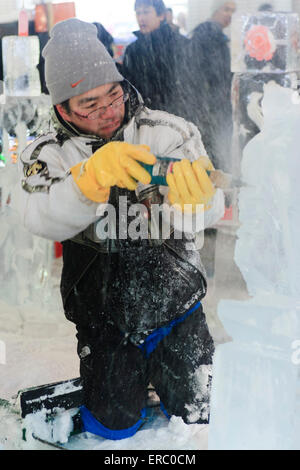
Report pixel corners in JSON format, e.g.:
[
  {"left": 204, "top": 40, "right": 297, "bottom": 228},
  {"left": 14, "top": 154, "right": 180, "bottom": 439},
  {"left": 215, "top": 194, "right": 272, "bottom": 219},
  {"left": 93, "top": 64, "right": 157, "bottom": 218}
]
[
  {"left": 231, "top": 11, "right": 300, "bottom": 179},
  {"left": 208, "top": 12, "right": 300, "bottom": 450},
  {"left": 0, "top": 35, "right": 56, "bottom": 313}
]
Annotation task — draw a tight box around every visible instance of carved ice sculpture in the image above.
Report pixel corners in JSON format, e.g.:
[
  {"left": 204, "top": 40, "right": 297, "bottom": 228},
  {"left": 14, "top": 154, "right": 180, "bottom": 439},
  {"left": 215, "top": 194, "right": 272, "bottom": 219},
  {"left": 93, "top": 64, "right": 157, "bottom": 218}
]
[{"left": 208, "top": 12, "right": 300, "bottom": 450}]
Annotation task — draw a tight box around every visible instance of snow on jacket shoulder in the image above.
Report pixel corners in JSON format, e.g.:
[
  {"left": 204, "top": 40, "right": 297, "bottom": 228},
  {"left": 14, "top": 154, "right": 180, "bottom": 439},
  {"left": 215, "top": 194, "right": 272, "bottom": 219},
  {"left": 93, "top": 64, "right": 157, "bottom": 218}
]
[{"left": 18, "top": 104, "right": 224, "bottom": 242}]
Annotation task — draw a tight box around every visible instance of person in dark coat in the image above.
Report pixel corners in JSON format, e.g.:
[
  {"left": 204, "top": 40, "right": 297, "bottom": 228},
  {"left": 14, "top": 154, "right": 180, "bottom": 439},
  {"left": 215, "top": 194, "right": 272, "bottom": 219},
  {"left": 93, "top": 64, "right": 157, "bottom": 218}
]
[
  {"left": 189, "top": 1, "right": 236, "bottom": 172},
  {"left": 121, "top": 0, "right": 190, "bottom": 118},
  {"left": 165, "top": 7, "right": 180, "bottom": 33}
]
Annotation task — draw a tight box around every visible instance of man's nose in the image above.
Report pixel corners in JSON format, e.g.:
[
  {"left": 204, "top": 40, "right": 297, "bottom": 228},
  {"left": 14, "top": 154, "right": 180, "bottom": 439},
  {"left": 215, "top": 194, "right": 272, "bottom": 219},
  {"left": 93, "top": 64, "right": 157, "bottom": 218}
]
[{"left": 101, "top": 104, "right": 116, "bottom": 119}]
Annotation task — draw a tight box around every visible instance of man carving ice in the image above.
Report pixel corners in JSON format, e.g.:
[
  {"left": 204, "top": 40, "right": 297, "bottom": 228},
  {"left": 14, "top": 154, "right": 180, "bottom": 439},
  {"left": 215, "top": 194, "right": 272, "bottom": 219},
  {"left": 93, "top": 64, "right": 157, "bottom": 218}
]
[{"left": 18, "top": 19, "right": 224, "bottom": 439}]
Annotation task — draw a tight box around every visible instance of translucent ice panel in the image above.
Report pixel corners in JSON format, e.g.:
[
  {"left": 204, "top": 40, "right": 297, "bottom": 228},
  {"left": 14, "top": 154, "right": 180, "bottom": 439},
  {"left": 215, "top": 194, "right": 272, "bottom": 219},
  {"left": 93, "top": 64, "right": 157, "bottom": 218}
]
[
  {"left": 2, "top": 36, "right": 41, "bottom": 97},
  {"left": 209, "top": 300, "right": 299, "bottom": 450},
  {"left": 231, "top": 12, "right": 300, "bottom": 73}
]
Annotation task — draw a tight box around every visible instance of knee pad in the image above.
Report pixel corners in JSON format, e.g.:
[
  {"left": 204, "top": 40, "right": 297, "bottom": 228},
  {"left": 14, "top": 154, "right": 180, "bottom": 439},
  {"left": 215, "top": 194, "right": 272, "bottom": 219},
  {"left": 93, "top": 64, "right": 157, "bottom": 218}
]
[{"left": 80, "top": 405, "right": 147, "bottom": 440}]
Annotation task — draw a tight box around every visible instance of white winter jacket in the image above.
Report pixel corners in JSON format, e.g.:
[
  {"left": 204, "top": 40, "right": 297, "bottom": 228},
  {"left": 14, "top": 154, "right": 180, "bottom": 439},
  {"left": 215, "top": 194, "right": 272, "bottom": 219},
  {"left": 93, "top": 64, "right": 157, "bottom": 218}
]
[{"left": 18, "top": 95, "right": 224, "bottom": 242}]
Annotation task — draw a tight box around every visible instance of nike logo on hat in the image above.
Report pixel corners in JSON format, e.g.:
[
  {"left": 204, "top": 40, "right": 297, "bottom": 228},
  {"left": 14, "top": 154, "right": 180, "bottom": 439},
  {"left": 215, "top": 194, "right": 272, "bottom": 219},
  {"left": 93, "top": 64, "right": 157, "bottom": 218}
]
[{"left": 71, "top": 78, "right": 85, "bottom": 88}]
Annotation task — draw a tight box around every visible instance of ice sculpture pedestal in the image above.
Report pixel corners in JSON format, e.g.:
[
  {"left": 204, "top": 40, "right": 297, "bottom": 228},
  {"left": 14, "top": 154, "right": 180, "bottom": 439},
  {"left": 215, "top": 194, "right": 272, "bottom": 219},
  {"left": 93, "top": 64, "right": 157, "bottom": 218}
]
[{"left": 209, "top": 299, "right": 299, "bottom": 450}]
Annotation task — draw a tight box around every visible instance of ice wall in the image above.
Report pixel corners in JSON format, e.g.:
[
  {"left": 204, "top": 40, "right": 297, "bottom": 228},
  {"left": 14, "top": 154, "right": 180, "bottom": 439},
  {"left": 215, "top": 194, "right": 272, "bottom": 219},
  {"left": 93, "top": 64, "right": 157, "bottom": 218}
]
[
  {"left": 231, "top": 11, "right": 300, "bottom": 179},
  {"left": 0, "top": 34, "right": 57, "bottom": 316}
]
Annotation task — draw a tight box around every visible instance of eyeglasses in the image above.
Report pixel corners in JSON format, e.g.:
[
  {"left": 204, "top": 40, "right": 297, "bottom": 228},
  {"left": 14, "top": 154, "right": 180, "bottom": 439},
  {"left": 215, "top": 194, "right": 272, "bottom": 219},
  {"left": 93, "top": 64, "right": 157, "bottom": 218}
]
[{"left": 71, "top": 93, "right": 129, "bottom": 120}]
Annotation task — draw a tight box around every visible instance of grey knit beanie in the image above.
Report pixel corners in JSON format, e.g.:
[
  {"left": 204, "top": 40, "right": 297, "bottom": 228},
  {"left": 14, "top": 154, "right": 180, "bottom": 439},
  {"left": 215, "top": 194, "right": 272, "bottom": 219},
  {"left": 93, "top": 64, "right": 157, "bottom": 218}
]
[{"left": 42, "top": 18, "right": 123, "bottom": 105}]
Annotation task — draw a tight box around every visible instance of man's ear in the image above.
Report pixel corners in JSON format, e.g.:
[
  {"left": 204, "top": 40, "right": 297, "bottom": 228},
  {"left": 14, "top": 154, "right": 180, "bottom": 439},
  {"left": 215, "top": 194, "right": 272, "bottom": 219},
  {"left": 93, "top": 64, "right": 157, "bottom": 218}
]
[{"left": 56, "top": 104, "right": 72, "bottom": 122}]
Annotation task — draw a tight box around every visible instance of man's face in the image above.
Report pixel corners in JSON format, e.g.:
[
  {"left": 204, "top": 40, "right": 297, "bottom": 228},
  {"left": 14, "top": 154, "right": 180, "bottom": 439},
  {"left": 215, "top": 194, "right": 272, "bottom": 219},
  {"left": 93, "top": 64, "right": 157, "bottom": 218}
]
[
  {"left": 135, "top": 5, "right": 165, "bottom": 34},
  {"left": 57, "top": 83, "right": 126, "bottom": 139},
  {"left": 212, "top": 2, "right": 236, "bottom": 29}
]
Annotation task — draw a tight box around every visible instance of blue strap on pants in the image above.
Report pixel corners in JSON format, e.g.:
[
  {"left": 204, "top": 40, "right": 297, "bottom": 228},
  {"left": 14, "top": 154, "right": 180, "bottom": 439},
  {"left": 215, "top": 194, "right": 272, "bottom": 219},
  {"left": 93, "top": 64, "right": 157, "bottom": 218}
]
[{"left": 138, "top": 301, "right": 201, "bottom": 358}]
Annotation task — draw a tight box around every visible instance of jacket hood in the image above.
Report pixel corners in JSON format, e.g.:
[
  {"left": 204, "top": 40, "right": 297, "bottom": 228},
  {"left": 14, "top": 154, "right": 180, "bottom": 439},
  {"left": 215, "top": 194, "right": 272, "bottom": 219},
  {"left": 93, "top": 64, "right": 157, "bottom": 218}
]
[{"left": 51, "top": 79, "right": 144, "bottom": 143}]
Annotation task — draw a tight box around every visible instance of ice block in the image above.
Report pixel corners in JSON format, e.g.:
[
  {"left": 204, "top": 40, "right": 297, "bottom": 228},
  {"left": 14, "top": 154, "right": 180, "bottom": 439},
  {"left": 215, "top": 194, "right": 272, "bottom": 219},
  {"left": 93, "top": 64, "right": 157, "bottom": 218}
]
[
  {"left": 209, "top": 299, "right": 300, "bottom": 450},
  {"left": 0, "top": 93, "right": 53, "bottom": 313},
  {"left": 231, "top": 12, "right": 300, "bottom": 73},
  {"left": 2, "top": 36, "right": 41, "bottom": 97}
]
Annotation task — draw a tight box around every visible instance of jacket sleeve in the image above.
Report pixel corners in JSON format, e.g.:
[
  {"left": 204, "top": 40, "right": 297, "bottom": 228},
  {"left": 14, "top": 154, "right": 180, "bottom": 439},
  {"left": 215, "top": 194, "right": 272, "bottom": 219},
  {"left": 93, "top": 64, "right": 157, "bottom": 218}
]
[
  {"left": 133, "top": 110, "right": 225, "bottom": 233},
  {"left": 17, "top": 135, "right": 101, "bottom": 241}
]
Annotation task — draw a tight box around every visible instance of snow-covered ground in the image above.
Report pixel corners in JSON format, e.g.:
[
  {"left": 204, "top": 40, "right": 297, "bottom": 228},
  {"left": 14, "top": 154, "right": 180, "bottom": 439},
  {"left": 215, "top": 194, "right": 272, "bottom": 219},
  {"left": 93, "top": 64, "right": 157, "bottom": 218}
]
[{"left": 0, "top": 226, "right": 243, "bottom": 450}]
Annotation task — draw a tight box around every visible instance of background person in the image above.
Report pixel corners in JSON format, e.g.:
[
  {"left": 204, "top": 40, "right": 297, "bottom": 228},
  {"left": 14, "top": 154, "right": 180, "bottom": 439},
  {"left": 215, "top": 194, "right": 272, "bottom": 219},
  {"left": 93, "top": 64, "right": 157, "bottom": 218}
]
[{"left": 258, "top": 3, "right": 274, "bottom": 11}]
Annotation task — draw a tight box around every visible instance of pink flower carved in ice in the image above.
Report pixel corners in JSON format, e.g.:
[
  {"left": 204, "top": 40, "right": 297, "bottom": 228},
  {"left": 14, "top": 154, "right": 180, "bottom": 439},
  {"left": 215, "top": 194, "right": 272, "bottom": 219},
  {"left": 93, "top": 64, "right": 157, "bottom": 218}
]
[{"left": 244, "top": 25, "right": 276, "bottom": 61}]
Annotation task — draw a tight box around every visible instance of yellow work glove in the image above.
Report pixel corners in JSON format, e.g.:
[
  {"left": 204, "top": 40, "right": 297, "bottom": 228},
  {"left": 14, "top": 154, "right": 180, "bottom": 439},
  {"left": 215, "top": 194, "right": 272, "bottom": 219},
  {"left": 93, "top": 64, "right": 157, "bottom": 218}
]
[
  {"left": 166, "top": 158, "right": 216, "bottom": 213},
  {"left": 71, "top": 142, "right": 156, "bottom": 203}
]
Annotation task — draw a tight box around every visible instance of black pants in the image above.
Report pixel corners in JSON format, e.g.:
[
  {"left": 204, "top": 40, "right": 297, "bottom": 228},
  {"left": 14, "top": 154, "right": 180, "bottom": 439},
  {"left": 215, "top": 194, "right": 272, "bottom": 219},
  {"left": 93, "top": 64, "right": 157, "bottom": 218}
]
[{"left": 76, "top": 304, "right": 215, "bottom": 430}]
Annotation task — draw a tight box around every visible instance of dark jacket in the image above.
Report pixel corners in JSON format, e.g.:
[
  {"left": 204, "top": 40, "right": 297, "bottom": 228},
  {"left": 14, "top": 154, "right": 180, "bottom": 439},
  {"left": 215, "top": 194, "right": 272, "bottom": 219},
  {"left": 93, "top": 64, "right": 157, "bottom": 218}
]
[
  {"left": 189, "top": 21, "right": 233, "bottom": 172},
  {"left": 59, "top": 86, "right": 208, "bottom": 343},
  {"left": 122, "top": 22, "right": 190, "bottom": 116},
  {"left": 93, "top": 22, "right": 114, "bottom": 57}
]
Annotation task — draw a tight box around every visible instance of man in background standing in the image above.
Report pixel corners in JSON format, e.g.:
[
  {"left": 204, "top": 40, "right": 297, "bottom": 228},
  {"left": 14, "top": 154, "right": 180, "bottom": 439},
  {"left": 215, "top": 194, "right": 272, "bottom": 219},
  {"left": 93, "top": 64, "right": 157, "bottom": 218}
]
[
  {"left": 189, "top": 1, "right": 236, "bottom": 283},
  {"left": 121, "top": 0, "right": 190, "bottom": 118}
]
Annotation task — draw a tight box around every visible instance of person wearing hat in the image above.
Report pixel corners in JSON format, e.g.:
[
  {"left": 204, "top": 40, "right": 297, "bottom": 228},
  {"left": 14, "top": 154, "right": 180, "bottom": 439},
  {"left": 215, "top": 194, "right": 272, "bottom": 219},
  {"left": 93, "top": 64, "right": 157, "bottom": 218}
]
[{"left": 18, "top": 18, "right": 224, "bottom": 439}]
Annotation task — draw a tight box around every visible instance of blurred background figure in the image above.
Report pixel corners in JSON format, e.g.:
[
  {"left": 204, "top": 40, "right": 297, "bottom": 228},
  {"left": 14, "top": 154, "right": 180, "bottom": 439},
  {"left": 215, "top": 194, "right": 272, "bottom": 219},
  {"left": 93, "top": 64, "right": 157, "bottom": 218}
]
[
  {"left": 258, "top": 3, "right": 274, "bottom": 11},
  {"left": 177, "top": 11, "right": 187, "bottom": 36},
  {"left": 121, "top": 0, "right": 190, "bottom": 118},
  {"left": 93, "top": 22, "right": 115, "bottom": 57},
  {"left": 189, "top": 1, "right": 236, "bottom": 173},
  {"left": 165, "top": 7, "right": 180, "bottom": 33},
  {"left": 187, "top": 1, "right": 236, "bottom": 284}
]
